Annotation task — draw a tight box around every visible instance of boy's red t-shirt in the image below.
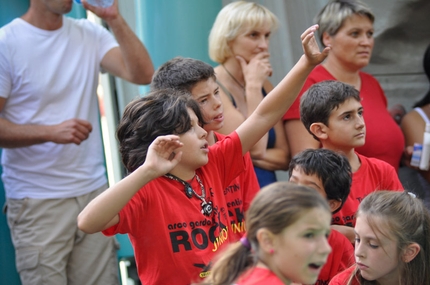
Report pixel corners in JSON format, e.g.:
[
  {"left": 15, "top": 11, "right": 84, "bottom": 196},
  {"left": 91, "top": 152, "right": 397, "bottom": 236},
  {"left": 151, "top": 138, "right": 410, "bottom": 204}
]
[
  {"left": 214, "top": 132, "right": 260, "bottom": 241},
  {"left": 103, "top": 132, "right": 246, "bottom": 285},
  {"left": 331, "top": 153, "right": 404, "bottom": 227}
]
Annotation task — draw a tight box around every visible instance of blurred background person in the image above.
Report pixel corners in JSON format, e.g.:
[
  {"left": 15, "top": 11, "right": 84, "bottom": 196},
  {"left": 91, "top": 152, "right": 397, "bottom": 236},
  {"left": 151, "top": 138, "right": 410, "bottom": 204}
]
[
  {"left": 401, "top": 43, "right": 430, "bottom": 209},
  {"left": 0, "top": 0, "right": 153, "bottom": 284}
]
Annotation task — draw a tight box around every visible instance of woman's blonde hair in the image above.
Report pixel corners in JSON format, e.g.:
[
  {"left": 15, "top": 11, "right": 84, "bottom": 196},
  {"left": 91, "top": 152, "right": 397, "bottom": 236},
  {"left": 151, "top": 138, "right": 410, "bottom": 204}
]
[{"left": 208, "top": 1, "right": 278, "bottom": 63}]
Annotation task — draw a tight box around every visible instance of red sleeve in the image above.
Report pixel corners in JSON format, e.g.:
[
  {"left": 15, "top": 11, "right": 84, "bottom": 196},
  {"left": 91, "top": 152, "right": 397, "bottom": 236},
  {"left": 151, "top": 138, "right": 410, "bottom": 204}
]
[
  {"left": 329, "top": 266, "right": 357, "bottom": 285},
  {"left": 241, "top": 152, "right": 260, "bottom": 212},
  {"left": 210, "top": 131, "right": 246, "bottom": 187},
  {"left": 385, "top": 167, "right": 404, "bottom": 191},
  {"left": 369, "top": 156, "right": 404, "bottom": 191},
  {"left": 102, "top": 184, "right": 150, "bottom": 238},
  {"left": 102, "top": 224, "right": 118, "bottom": 236}
]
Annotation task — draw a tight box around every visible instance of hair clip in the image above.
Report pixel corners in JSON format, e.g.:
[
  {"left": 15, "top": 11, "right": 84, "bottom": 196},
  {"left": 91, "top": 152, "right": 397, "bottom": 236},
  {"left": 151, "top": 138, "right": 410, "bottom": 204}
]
[
  {"left": 240, "top": 237, "right": 251, "bottom": 250},
  {"left": 407, "top": 192, "right": 417, "bottom": 198}
]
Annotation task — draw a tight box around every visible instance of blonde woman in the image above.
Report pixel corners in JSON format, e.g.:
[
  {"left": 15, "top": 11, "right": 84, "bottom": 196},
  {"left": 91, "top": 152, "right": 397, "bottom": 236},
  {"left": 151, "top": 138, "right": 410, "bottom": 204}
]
[{"left": 209, "top": 1, "right": 289, "bottom": 187}]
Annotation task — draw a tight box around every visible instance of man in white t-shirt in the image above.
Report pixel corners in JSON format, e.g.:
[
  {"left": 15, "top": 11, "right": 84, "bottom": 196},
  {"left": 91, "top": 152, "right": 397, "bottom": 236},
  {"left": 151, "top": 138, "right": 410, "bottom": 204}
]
[{"left": 0, "top": 0, "right": 154, "bottom": 284}]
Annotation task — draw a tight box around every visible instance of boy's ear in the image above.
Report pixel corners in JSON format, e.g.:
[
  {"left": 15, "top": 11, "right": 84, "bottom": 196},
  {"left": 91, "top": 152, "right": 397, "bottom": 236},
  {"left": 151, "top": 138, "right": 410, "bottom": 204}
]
[
  {"left": 328, "top": 199, "right": 342, "bottom": 213},
  {"left": 256, "top": 228, "right": 275, "bottom": 254},
  {"left": 402, "top": 242, "right": 420, "bottom": 263},
  {"left": 310, "top": 122, "right": 328, "bottom": 140}
]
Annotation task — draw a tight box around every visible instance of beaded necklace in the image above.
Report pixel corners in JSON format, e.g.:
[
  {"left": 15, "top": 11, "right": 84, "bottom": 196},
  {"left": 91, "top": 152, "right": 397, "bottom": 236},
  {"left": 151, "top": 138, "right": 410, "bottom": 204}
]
[{"left": 164, "top": 173, "right": 213, "bottom": 216}]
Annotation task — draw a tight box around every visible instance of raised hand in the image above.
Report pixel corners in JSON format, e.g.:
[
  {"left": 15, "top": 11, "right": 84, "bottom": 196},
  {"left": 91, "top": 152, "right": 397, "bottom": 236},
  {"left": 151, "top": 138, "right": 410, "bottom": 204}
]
[
  {"left": 237, "top": 51, "right": 272, "bottom": 88},
  {"left": 301, "top": 24, "right": 330, "bottom": 66},
  {"left": 144, "top": 135, "right": 184, "bottom": 178},
  {"left": 81, "top": 0, "right": 119, "bottom": 21},
  {"left": 49, "top": 118, "right": 92, "bottom": 145}
]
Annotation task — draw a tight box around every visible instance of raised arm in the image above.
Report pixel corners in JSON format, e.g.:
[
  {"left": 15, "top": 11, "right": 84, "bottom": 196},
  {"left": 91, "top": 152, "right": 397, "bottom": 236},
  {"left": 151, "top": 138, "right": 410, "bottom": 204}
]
[
  {"left": 77, "top": 135, "right": 183, "bottom": 233},
  {"left": 236, "top": 25, "right": 330, "bottom": 155},
  {"left": 83, "top": 0, "right": 154, "bottom": 84}
]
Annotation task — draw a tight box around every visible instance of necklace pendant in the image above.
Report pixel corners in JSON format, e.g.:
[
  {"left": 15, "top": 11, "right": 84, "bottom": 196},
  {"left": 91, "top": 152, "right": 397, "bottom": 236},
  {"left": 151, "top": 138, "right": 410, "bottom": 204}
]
[
  {"left": 184, "top": 184, "right": 193, "bottom": 199},
  {"left": 201, "top": 200, "right": 213, "bottom": 216}
]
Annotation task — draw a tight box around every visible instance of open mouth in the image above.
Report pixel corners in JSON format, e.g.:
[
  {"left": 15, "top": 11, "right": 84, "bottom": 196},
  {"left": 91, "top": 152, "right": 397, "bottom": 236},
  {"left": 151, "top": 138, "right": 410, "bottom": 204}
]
[
  {"left": 308, "top": 263, "right": 323, "bottom": 271},
  {"left": 213, "top": 114, "right": 224, "bottom": 122}
]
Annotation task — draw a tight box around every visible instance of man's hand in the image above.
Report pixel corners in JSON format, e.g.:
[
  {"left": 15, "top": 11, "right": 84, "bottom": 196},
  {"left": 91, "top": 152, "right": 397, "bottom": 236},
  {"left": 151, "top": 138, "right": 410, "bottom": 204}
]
[
  {"left": 49, "top": 118, "right": 93, "bottom": 145},
  {"left": 81, "top": 0, "right": 119, "bottom": 21}
]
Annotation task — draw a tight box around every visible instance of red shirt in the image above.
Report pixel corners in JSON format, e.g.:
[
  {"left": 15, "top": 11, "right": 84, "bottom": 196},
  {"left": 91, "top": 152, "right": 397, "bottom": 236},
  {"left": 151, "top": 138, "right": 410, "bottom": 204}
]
[
  {"left": 237, "top": 267, "right": 284, "bottom": 285},
  {"left": 103, "top": 132, "right": 246, "bottom": 285},
  {"left": 332, "top": 153, "right": 404, "bottom": 227},
  {"left": 214, "top": 132, "right": 260, "bottom": 241},
  {"left": 317, "top": 230, "right": 354, "bottom": 284},
  {"left": 283, "top": 65, "right": 404, "bottom": 171},
  {"left": 329, "top": 266, "right": 360, "bottom": 285}
]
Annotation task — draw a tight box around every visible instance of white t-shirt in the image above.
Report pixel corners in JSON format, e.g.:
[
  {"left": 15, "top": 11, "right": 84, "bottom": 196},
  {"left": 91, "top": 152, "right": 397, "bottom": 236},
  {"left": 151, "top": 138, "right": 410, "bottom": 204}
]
[{"left": 0, "top": 16, "right": 118, "bottom": 199}]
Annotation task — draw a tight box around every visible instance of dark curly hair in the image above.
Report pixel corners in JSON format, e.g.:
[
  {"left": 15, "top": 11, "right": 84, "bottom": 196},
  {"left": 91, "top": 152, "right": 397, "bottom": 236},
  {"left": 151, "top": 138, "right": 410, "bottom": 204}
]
[
  {"left": 117, "top": 89, "right": 205, "bottom": 173},
  {"left": 289, "top": 148, "right": 352, "bottom": 214}
]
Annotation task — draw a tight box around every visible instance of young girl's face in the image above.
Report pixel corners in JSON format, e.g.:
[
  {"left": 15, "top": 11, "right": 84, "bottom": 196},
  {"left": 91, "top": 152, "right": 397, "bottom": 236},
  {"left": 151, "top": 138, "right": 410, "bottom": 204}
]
[
  {"left": 272, "top": 207, "right": 331, "bottom": 284},
  {"left": 354, "top": 215, "right": 400, "bottom": 285},
  {"left": 190, "top": 78, "right": 224, "bottom": 132}
]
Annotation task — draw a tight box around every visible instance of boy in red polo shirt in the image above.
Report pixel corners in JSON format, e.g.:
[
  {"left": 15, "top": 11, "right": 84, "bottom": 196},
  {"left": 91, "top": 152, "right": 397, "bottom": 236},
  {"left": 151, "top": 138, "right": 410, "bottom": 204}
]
[{"left": 299, "top": 80, "right": 403, "bottom": 243}]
